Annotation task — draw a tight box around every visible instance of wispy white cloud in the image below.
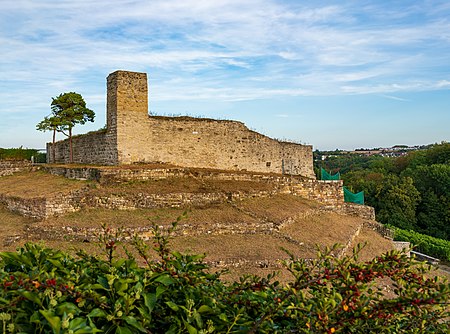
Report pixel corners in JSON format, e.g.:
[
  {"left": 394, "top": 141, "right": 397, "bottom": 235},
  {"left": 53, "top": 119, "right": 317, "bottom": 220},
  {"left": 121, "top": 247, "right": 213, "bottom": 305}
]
[
  {"left": 1, "top": 0, "right": 450, "bottom": 148},
  {"left": 380, "top": 95, "right": 411, "bottom": 102}
]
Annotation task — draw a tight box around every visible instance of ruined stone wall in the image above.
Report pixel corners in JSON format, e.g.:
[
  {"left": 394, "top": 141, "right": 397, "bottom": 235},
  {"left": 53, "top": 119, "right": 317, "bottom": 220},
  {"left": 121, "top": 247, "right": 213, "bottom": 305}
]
[
  {"left": 0, "top": 161, "right": 33, "bottom": 177},
  {"left": 43, "top": 165, "right": 343, "bottom": 207},
  {"left": 342, "top": 203, "right": 376, "bottom": 220},
  {"left": 49, "top": 130, "right": 117, "bottom": 165},
  {"left": 120, "top": 116, "right": 314, "bottom": 177},
  {"left": 49, "top": 70, "right": 314, "bottom": 178},
  {"left": 0, "top": 189, "right": 87, "bottom": 219},
  {"left": 291, "top": 180, "right": 344, "bottom": 207},
  {"left": 0, "top": 195, "right": 47, "bottom": 218}
]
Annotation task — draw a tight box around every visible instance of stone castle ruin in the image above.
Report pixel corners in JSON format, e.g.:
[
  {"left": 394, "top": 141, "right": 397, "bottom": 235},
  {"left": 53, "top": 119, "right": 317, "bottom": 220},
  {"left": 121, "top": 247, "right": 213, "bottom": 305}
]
[{"left": 50, "top": 70, "right": 315, "bottom": 178}]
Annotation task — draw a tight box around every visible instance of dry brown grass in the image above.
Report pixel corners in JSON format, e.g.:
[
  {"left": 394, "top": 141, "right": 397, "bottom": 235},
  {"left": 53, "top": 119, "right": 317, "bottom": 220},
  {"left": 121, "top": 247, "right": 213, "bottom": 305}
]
[
  {"left": 0, "top": 204, "right": 35, "bottom": 251},
  {"left": 0, "top": 170, "right": 89, "bottom": 198},
  {"left": 0, "top": 170, "right": 402, "bottom": 281},
  {"left": 347, "top": 226, "right": 396, "bottom": 262},
  {"left": 93, "top": 178, "right": 276, "bottom": 196},
  {"left": 238, "top": 194, "right": 319, "bottom": 222},
  {"left": 281, "top": 212, "right": 361, "bottom": 252}
]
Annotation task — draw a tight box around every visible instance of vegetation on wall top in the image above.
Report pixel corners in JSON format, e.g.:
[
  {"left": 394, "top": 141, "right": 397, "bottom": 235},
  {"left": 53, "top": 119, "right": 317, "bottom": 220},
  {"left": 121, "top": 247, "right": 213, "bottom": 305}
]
[{"left": 0, "top": 148, "right": 45, "bottom": 162}]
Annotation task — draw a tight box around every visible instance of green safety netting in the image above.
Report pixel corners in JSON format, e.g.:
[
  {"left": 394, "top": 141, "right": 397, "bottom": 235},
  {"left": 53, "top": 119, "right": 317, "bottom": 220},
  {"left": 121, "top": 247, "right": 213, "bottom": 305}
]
[
  {"left": 321, "top": 168, "right": 341, "bottom": 180},
  {"left": 343, "top": 186, "right": 364, "bottom": 205}
]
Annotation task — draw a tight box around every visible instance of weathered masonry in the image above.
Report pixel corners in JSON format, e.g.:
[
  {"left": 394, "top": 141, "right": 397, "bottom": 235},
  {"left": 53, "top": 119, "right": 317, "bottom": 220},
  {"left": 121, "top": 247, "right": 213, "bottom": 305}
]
[{"left": 50, "top": 70, "right": 315, "bottom": 178}]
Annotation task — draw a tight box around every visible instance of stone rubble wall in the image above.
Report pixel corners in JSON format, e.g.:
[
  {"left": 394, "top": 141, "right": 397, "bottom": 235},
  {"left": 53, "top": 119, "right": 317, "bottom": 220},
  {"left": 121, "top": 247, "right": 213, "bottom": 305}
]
[
  {"left": 0, "top": 195, "right": 47, "bottom": 219},
  {"left": 121, "top": 116, "right": 315, "bottom": 177},
  {"left": 49, "top": 130, "right": 117, "bottom": 165},
  {"left": 43, "top": 165, "right": 344, "bottom": 208},
  {"left": 363, "top": 221, "right": 394, "bottom": 239},
  {"left": 0, "top": 188, "right": 88, "bottom": 220},
  {"left": 3, "top": 166, "right": 372, "bottom": 221},
  {"left": 26, "top": 207, "right": 320, "bottom": 244},
  {"left": 0, "top": 161, "right": 34, "bottom": 177},
  {"left": 342, "top": 203, "right": 376, "bottom": 220},
  {"left": 49, "top": 70, "right": 314, "bottom": 178},
  {"left": 291, "top": 180, "right": 344, "bottom": 207},
  {"left": 87, "top": 192, "right": 229, "bottom": 210},
  {"left": 44, "top": 166, "right": 102, "bottom": 181}
]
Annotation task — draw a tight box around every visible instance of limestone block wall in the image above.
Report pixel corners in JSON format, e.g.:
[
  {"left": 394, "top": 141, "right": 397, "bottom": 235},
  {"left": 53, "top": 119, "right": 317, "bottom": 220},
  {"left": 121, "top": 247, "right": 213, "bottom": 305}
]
[
  {"left": 43, "top": 166, "right": 343, "bottom": 208},
  {"left": 363, "top": 221, "right": 394, "bottom": 239},
  {"left": 342, "top": 203, "right": 376, "bottom": 220},
  {"left": 119, "top": 116, "right": 314, "bottom": 177},
  {"left": 291, "top": 180, "right": 344, "bottom": 207},
  {"left": 0, "top": 195, "right": 47, "bottom": 219},
  {"left": 49, "top": 130, "right": 117, "bottom": 165},
  {"left": 0, "top": 161, "right": 33, "bottom": 177},
  {"left": 49, "top": 70, "right": 314, "bottom": 178},
  {"left": 0, "top": 189, "right": 87, "bottom": 219}
]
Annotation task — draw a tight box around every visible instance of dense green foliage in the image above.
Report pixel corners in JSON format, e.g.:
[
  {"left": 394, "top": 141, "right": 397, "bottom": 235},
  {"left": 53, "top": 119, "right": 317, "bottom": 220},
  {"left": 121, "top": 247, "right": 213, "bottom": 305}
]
[
  {"left": 0, "top": 148, "right": 46, "bottom": 162},
  {"left": 0, "top": 224, "right": 448, "bottom": 333},
  {"left": 389, "top": 225, "right": 450, "bottom": 262},
  {"left": 316, "top": 143, "right": 450, "bottom": 241}
]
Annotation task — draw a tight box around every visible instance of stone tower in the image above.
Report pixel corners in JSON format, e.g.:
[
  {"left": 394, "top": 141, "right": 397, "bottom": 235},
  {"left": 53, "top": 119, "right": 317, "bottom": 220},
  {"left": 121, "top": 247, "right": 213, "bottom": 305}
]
[{"left": 106, "top": 70, "right": 149, "bottom": 164}]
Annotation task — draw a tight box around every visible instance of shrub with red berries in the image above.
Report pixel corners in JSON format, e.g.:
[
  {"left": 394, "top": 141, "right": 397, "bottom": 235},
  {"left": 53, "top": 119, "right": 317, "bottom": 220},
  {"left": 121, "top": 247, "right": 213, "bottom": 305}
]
[{"left": 0, "top": 223, "right": 448, "bottom": 333}]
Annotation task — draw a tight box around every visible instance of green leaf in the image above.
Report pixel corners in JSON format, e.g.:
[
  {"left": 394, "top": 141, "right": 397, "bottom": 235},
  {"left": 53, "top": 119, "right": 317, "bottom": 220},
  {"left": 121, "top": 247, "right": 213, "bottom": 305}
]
[
  {"left": 91, "top": 283, "right": 109, "bottom": 291},
  {"left": 30, "top": 311, "right": 41, "bottom": 323},
  {"left": 136, "top": 306, "right": 151, "bottom": 321},
  {"left": 113, "top": 258, "right": 127, "bottom": 268},
  {"left": 40, "top": 310, "right": 61, "bottom": 334},
  {"left": 87, "top": 309, "right": 107, "bottom": 318},
  {"left": 156, "top": 285, "right": 166, "bottom": 298},
  {"left": 97, "top": 276, "right": 110, "bottom": 289},
  {"left": 20, "top": 291, "right": 43, "bottom": 307},
  {"left": 47, "top": 258, "right": 65, "bottom": 269},
  {"left": 219, "top": 313, "right": 228, "bottom": 322},
  {"left": 113, "top": 280, "right": 129, "bottom": 295},
  {"left": 70, "top": 318, "right": 102, "bottom": 333},
  {"left": 0, "top": 252, "right": 32, "bottom": 267},
  {"left": 56, "top": 302, "right": 81, "bottom": 316},
  {"left": 197, "top": 305, "right": 213, "bottom": 314},
  {"left": 124, "top": 316, "right": 147, "bottom": 332},
  {"left": 193, "top": 310, "right": 203, "bottom": 328},
  {"left": 165, "top": 301, "right": 180, "bottom": 311},
  {"left": 144, "top": 293, "right": 157, "bottom": 313},
  {"left": 154, "top": 274, "right": 175, "bottom": 286},
  {"left": 115, "top": 326, "right": 133, "bottom": 334},
  {"left": 74, "top": 327, "right": 99, "bottom": 334},
  {"left": 184, "top": 320, "right": 198, "bottom": 334},
  {"left": 68, "top": 317, "right": 86, "bottom": 329}
]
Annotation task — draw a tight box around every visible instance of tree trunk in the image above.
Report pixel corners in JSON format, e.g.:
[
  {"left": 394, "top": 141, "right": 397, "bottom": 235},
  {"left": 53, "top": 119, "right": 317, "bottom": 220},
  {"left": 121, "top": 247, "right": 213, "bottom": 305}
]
[
  {"left": 69, "top": 127, "right": 73, "bottom": 163},
  {"left": 52, "top": 129, "right": 56, "bottom": 163}
]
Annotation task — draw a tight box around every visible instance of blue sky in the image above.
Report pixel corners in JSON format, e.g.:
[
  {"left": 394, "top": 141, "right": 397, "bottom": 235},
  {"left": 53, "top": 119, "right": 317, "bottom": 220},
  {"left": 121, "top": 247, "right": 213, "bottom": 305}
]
[{"left": 1, "top": 0, "right": 449, "bottom": 151}]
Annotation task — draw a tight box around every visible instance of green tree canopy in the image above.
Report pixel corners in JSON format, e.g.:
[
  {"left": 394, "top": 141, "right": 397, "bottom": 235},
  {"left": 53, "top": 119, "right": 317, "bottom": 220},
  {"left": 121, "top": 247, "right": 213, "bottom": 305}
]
[
  {"left": 37, "top": 92, "right": 94, "bottom": 163},
  {"left": 36, "top": 115, "right": 67, "bottom": 163},
  {"left": 317, "top": 142, "right": 450, "bottom": 241}
]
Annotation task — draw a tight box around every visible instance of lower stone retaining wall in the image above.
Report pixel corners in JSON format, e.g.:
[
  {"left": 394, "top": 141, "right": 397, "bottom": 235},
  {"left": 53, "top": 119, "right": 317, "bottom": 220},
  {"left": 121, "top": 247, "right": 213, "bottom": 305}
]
[
  {"left": 0, "top": 188, "right": 88, "bottom": 219},
  {"left": 4, "top": 166, "right": 375, "bottom": 221},
  {"left": 87, "top": 192, "right": 228, "bottom": 210},
  {"left": 363, "top": 221, "right": 394, "bottom": 239},
  {"left": 291, "top": 180, "right": 344, "bottom": 207},
  {"left": 342, "top": 203, "right": 375, "bottom": 220},
  {"left": 0, "top": 161, "right": 34, "bottom": 177},
  {"left": 44, "top": 166, "right": 102, "bottom": 181},
  {"left": 0, "top": 195, "right": 47, "bottom": 219},
  {"left": 43, "top": 166, "right": 345, "bottom": 208}
]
